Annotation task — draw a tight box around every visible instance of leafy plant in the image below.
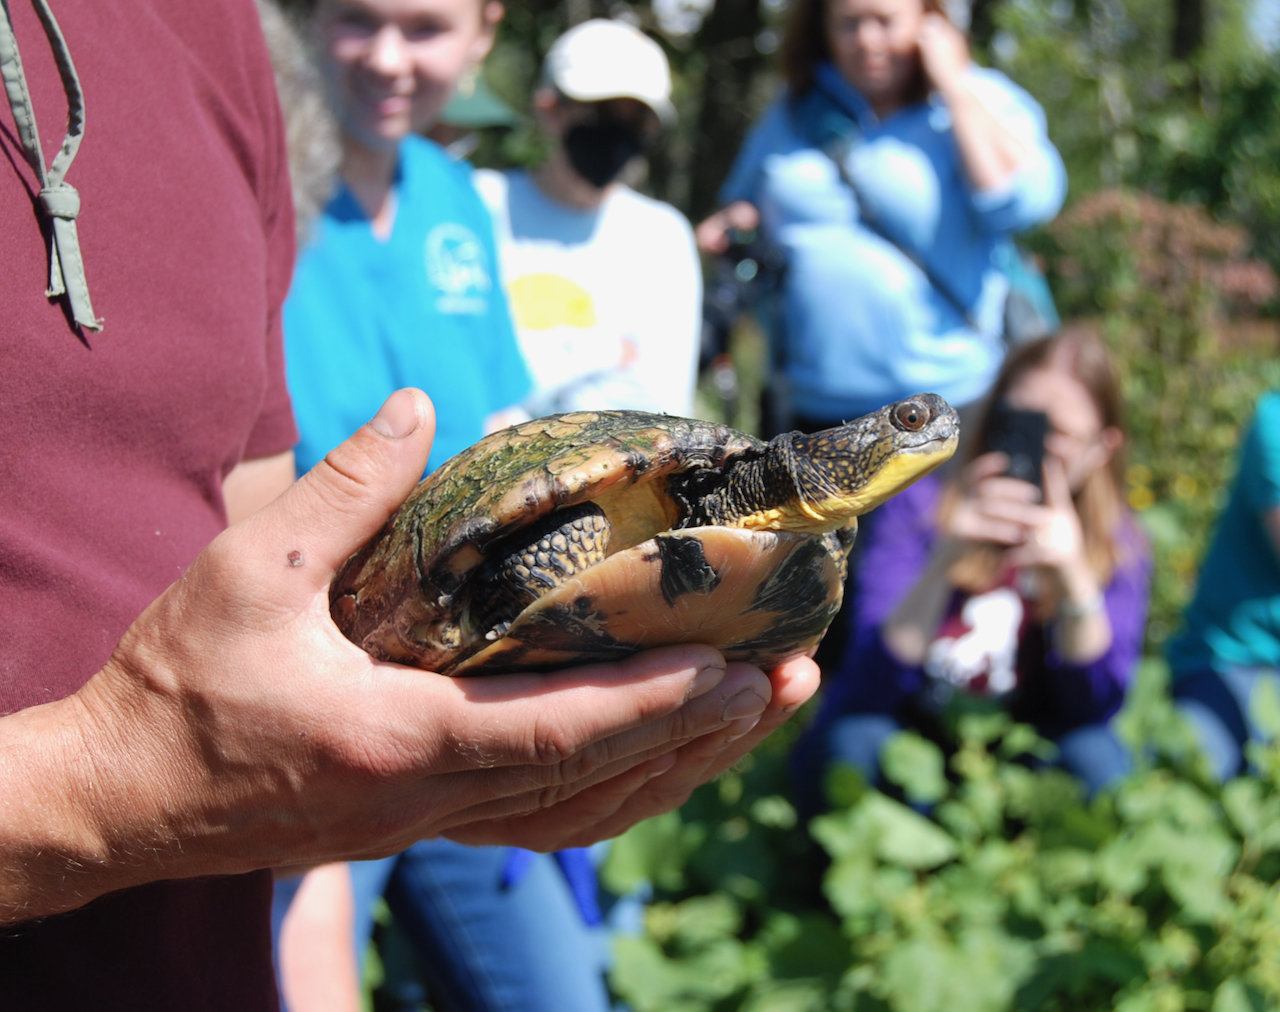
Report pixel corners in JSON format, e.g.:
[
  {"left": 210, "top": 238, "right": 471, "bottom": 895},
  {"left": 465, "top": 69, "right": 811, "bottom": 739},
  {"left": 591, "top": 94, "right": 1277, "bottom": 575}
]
[{"left": 605, "top": 663, "right": 1280, "bottom": 1012}]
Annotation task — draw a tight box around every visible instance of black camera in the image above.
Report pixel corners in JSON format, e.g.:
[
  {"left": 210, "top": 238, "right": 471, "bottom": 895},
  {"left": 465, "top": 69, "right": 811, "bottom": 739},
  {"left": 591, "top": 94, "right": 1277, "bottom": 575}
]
[{"left": 985, "top": 403, "right": 1048, "bottom": 492}]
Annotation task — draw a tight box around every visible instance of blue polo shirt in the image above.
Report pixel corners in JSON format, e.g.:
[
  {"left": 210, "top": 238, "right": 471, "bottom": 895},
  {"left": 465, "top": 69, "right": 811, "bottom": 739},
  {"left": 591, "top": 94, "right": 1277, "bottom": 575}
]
[
  {"left": 285, "top": 136, "right": 531, "bottom": 474},
  {"left": 1168, "top": 392, "right": 1280, "bottom": 677}
]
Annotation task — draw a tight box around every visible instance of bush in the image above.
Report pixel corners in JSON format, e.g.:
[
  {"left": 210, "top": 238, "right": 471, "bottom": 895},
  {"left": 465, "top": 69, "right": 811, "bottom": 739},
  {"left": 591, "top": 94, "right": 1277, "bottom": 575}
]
[{"left": 604, "top": 664, "right": 1280, "bottom": 1012}]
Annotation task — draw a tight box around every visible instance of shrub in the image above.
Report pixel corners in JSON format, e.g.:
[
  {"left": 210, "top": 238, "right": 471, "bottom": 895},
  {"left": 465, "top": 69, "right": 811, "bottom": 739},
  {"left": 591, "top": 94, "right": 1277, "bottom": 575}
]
[{"left": 605, "top": 663, "right": 1280, "bottom": 1012}]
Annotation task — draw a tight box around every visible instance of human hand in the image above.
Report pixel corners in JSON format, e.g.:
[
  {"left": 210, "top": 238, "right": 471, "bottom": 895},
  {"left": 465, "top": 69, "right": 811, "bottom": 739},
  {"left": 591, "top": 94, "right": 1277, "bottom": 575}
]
[
  {"left": 944, "top": 451, "right": 1045, "bottom": 547},
  {"left": 444, "top": 654, "right": 820, "bottom": 850},
  {"left": 9, "top": 389, "right": 804, "bottom": 921},
  {"left": 918, "top": 13, "right": 970, "bottom": 96},
  {"left": 947, "top": 452, "right": 1097, "bottom": 598},
  {"left": 1005, "top": 454, "right": 1099, "bottom": 602},
  {"left": 695, "top": 201, "right": 760, "bottom": 255}
]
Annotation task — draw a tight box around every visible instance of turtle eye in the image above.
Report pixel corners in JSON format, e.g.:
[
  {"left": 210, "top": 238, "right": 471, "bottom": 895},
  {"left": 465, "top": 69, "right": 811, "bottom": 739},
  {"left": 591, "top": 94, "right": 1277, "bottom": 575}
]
[{"left": 893, "top": 401, "right": 929, "bottom": 432}]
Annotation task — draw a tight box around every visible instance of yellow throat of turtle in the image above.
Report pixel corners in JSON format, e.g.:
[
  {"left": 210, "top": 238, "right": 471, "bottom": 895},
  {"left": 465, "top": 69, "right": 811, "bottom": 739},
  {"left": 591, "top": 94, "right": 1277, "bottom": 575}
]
[{"left": 734, "top": 430, "right": 958, "bottom": 534}]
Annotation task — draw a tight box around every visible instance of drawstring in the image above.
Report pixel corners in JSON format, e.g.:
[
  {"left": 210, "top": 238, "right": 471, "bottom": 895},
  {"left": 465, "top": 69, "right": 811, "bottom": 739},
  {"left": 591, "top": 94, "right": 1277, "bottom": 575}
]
[{"left": 0, "top": 0, "right": 101, "bottom": 332}]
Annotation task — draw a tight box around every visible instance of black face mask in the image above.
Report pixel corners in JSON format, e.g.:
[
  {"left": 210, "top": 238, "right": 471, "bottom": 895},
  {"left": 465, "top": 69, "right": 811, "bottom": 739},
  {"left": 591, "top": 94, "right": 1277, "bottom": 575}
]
[{"left": 563, "top": 121, "right": 646, "bottom": 189}]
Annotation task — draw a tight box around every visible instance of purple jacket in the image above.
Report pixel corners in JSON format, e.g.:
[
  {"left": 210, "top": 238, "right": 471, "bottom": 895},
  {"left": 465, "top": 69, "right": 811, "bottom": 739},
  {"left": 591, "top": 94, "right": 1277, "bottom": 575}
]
[{"left": 822, "top": 473, "right": 1152, "bottom": 737}]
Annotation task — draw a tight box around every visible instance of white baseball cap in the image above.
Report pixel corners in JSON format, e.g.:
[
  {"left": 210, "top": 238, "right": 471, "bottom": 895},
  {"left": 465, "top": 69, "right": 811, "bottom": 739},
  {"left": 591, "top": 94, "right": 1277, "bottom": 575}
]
[{"left": 543, "top": 19, "right": 676, "bottom": 125}]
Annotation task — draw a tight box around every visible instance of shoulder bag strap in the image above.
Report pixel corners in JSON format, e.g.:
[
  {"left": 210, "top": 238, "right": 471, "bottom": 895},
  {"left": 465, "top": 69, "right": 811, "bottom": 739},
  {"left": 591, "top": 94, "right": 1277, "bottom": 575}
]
[{"left": 819, "top": 136, "right": 980, "bottom": 333}]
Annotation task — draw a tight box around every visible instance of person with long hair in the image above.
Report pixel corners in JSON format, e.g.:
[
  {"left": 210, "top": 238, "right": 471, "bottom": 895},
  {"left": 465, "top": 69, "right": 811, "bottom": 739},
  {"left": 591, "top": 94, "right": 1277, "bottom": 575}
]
[
  {"left": 696, "top": 0, "right": 1066, "bottom": 434},
  {"left": 795, "top": 332, "right": 1151, "bottom": 801}
]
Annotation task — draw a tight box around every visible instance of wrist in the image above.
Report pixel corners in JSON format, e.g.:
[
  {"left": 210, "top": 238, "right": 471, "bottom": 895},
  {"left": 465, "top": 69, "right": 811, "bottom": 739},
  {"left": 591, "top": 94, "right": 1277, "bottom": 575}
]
[
  {"left": 1057, "top": 589, "right": 1104, "bottom": 620},
  {"left": 0, "top": 696, "right": 118, "bottom": 923}
]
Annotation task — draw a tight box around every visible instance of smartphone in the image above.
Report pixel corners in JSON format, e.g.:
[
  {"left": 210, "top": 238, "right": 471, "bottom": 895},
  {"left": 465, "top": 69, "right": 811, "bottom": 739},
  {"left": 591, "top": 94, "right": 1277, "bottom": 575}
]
[{"left": 985, "top": 404, "right": 1048, "bottom": 492}]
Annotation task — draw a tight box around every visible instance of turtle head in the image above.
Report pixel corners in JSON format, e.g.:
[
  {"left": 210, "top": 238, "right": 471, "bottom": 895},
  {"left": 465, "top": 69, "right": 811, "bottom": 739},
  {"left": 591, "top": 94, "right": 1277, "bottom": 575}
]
[{"left": 773, "top": 394, "right": 960, "bottom": 530}]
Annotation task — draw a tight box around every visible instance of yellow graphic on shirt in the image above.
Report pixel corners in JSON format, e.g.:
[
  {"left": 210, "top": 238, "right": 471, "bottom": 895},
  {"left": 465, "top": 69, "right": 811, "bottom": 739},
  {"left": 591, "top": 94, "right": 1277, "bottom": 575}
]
[{"left": 508, "top": 273, "right": 597, "bottom": 330}]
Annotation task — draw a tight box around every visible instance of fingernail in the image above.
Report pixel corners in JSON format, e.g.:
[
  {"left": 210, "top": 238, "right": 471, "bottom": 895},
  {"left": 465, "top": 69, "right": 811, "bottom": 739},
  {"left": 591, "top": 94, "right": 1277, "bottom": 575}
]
[
  {"left": 725, "top": 715, "right": 762, "bottom": 742},
  {"left": 370, "top": 390, "right": 419, "bottom": 439},
  {"left": 645, "top": 753, "right": 677, "bottom": 779},
  {"left": 684, "top": 663, "right": 726, "bottom": 702},
  {"left": 721, "top": 689, "right": 767, "bottom": 722}
]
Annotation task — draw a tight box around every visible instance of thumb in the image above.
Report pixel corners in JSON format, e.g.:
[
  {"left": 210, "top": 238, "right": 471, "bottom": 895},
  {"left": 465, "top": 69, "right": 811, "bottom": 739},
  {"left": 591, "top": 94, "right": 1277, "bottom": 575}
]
[{"left": 266, "top": 389, "right": 437, "bottom": 586}]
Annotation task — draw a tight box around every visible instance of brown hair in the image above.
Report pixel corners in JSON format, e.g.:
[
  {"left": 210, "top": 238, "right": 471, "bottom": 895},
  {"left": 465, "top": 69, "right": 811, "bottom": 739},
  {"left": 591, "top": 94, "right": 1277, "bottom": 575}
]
[
  {"left": 780, "top": 0, "right": 946, "bottom": 97},
  {"left": 941, "top": 329, "right": 1130, "bottom": 605}
]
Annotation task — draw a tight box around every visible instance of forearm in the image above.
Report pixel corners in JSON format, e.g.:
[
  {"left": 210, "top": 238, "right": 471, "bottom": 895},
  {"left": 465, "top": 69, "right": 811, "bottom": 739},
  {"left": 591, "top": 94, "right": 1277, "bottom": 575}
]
[
  {"left": 882, "top": 539, "right": 963, "bottom": 664},
  {"left": 938, "top": 77, "right": 1028, "bottom": 194},
  {"left": 1049, "top": 562, "right": 1112, "bottom": 664},
  {"left": 0, "top": 695, "right": 125, "bottom": 924}
]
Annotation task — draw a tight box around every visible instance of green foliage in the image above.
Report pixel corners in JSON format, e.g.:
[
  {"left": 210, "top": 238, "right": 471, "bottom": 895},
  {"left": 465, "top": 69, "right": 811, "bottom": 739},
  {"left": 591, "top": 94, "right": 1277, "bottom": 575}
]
[{"left": 606, "top": 673, "right": 1280, "bottom": 1012}]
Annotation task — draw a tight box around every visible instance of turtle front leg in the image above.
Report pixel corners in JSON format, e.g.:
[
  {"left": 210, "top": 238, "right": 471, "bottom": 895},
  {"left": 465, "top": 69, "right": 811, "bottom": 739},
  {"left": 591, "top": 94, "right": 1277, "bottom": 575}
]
[{"left": 465, "top": 503, "right": 611, "bottom": 640}]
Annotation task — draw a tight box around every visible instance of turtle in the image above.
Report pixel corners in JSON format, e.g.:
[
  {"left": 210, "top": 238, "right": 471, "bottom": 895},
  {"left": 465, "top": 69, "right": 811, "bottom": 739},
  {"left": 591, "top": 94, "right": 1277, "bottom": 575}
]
[{"left": 330, "top": 394, "right": 959, "bottom": 676}]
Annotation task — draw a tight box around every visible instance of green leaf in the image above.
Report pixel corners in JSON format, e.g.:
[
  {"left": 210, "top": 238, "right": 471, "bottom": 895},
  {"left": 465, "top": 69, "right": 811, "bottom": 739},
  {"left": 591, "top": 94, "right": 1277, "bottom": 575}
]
[
  {"left": 1096, "top": 835, "right": 1150, "bottom": 897},
  {"left": 739, "top": 980, "right": 830, "bottom": 1012},
  {"left": 880, "top": 928, "right": 1035, "bottom": 1012},
  {"left": 1038, "top": 848, "right": 1096, "bottom": 894},
  {"left": 863, "top": 794, "right": 960, "bottom": 869},
  {"left": 1222, "top": 777, "right": 1263, "bottom": 839},
  {"left": 825, "top": 761, "right": 870, "bottom": 810},
  {"left": 760, "top": 911, "right": 851, "bottom": 980},
  {"left": 1249, "top": 678, "right": 1280, "bottom": 739},
  {"left": 666, "top": 894, "right": 743, "bottom": 948},
  {"left": 751, "top": 794, "right": 798, "bottom": 830},
  {"left": 601, "top": 811, "right": 689, "bottom": 894},
  {"left": 880, "top": 732, "right": 949, "bottom": 804},
  {"left": 1213, "top": 977, "right": 1259, "bottom": 1012},
  {"left": 610, "top": 934, "right": 752, "bottom": 1012}
]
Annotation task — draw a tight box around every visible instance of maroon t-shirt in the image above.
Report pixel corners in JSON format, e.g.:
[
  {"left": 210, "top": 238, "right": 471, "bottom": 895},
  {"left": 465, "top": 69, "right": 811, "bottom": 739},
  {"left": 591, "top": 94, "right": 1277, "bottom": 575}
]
[{"left": 0, "top": 1, "right": 297, "bottom": 1007}]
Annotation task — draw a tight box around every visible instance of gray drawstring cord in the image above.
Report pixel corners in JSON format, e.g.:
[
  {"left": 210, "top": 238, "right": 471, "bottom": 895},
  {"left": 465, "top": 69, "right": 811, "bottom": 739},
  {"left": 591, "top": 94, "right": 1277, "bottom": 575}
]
[{"left": 0, "top": 0, "right": 101, "bottom": 332}]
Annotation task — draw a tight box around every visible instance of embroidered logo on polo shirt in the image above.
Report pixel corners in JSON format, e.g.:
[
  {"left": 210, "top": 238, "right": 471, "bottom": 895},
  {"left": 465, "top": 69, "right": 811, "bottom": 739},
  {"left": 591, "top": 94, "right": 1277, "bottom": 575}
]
[{"left": 426, "top": 223, "right": 491, "bottom": 315}]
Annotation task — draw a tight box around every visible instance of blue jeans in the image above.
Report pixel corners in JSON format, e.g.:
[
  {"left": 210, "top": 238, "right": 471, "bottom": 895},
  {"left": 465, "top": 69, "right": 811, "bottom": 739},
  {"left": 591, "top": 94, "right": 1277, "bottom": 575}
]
[
  {"left": 273, "top": 841, "right": 612, "bottom": 1012},
  {"left": 1173, "top": 666, "right": 1279, "bottom": 782},
  {"left": 826, "top": 711, "right": 1132, "bottom": 798}
]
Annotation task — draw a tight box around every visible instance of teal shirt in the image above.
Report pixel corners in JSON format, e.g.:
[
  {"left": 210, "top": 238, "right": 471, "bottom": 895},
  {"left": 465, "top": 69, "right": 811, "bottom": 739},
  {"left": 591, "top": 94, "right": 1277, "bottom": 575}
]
[
  {"left": 285, "top": 136, "right": 531, "bottom": 475},
  {"left": 1168, "top": 391, "right": 1280, "bottom": 676}
]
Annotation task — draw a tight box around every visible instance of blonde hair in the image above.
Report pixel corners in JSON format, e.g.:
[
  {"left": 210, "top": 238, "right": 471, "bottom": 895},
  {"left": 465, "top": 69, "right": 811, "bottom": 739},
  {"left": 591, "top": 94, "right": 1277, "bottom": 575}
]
[{"left": 941, "top": 331, "right": 1130, "bottom": 609}]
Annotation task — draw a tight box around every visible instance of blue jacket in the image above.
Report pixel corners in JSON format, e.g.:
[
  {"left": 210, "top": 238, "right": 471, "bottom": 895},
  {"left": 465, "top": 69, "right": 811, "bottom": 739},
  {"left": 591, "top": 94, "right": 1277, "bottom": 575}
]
[{"left": 721, "top": 63, "right": 1066, "bottom": 419}]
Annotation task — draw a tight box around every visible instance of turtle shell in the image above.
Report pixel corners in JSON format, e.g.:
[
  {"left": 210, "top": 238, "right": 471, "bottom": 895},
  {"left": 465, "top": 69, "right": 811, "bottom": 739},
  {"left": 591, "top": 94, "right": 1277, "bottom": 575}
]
[{"left": 331, "top": 410, "right": 853, "bottom": 676}]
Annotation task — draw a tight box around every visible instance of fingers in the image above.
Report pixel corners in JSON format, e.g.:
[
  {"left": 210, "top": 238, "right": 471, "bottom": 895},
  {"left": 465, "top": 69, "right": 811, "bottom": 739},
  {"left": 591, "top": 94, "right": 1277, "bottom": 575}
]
[
  {"left": 964, "top": 452, "right": 1014, "bottom": 487},
  {"left": 258, "top": 389, "right": 437, "bottom": 585},
  {"left": 440, "top": 752, "right": 680, "bottom": 851},
  {"left": 397, "top": 645, "right": 731, "bottom": 775},
  {"left": 578, "top": 656, "right": 820, "bottom": 841},
  {"left": 439, "top": 657, "right": 818, "bottom": 851},
  {"left": 410, "top": 656, "right": 768, "bottom": 810}
]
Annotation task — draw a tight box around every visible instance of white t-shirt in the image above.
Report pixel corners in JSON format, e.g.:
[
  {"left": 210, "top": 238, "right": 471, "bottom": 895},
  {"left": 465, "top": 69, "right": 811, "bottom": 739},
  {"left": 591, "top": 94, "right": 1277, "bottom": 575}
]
[{"left": 474, "top": 168, "right": 701, "bottom": 417}]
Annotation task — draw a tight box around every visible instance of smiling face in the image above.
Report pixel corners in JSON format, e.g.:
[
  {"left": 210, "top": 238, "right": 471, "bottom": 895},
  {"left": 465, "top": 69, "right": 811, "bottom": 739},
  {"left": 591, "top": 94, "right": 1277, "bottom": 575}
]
[
  {"left": 314, "top": 0, "right": 499, "bottom": 152},
  {"left": 1003, "top": 365, "right": 1123, "bottom": 494},
  {"left": 825, "top": 0, "right": 926, "bottom": 110}
]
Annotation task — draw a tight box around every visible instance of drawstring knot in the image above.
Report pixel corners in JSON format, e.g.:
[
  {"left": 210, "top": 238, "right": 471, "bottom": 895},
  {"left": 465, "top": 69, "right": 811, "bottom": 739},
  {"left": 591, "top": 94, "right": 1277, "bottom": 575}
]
[
  {"left": 0, "top": 0, "right": 102, "bottom": 332},
  {"left": 38, "top": 181, "right": 80, "bottom": 219}
]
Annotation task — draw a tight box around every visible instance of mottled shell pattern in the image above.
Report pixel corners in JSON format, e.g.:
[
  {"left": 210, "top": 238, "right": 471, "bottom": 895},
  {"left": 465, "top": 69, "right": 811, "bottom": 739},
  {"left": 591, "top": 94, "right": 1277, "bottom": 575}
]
[{"left": 330, "top": 403, "right": 955, "bottom": 676}]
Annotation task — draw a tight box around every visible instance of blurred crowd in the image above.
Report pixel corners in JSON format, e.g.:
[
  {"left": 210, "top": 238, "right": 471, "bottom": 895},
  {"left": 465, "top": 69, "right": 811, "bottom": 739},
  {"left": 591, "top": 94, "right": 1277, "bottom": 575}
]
[{"left": 4, "top": 0, "right": 1277, "bottom": 1008}]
